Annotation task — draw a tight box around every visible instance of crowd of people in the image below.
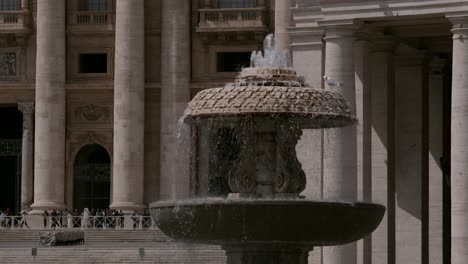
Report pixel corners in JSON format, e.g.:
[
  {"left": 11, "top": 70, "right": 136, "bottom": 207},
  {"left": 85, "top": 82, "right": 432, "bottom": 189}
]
[
  {"left": 0, "top": 208, "right": 152, "bottom": 229},
  {"left": 0, "top": 208, "right": 29, "bottom": 228}
]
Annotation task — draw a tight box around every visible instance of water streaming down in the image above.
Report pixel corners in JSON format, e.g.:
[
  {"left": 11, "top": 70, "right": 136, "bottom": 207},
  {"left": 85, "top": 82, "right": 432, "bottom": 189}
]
[{"left": 151, "top": 34, "right": 385, "bottom": 264}]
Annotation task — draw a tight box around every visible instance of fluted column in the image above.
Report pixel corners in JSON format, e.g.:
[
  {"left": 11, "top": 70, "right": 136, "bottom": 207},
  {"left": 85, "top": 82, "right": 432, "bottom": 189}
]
[
  {"left": 30, "top": 0, "right": 66, "bottom": 214},
  {"left": 274, "top": 0, "right": 291, "bottom": 53},
  {"left": 160, "top": 1, "right": 191, "bottom": 200},
  {"left": 448, "top": 13, "right": 468, "bottom": 264},
  {"left": 110, "top": 0, "right": 145, "bottom": 211},
  {"left": 18, "top": 102, "right": 34, "bottom": 211},
  {"left": 322, "top": 25, "right": 358, "bottom": 264}
]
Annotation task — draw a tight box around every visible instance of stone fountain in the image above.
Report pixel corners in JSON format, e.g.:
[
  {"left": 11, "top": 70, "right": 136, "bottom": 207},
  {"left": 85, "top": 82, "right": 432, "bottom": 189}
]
[{"left": 150, "top": 34, "right": 385, "bottom": 264}]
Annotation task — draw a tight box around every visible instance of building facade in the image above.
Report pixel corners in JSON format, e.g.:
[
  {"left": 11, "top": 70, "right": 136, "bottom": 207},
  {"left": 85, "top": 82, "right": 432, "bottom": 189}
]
[{"left": 0, "top": 0, "right": 467, "bottom": 263}]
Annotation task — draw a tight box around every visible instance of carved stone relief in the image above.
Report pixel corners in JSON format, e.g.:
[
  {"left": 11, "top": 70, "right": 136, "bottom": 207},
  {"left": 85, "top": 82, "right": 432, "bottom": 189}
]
[
  {"left": 73, "top": 103, "right": 111, "bottom": 123},
  {"left": 0, "top": 53, "right": 16, "bottom": 79}
]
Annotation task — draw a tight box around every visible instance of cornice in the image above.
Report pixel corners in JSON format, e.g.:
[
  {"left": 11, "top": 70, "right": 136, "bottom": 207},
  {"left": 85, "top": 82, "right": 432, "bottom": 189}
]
[{"left": 293, "top": 0, "right": 468, "bottom": 30}]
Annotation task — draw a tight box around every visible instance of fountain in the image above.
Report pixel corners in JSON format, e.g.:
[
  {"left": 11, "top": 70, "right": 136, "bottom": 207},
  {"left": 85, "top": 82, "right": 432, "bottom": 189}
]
[{"left": 150, "top": 34, "right": 385, "bottom": 264}]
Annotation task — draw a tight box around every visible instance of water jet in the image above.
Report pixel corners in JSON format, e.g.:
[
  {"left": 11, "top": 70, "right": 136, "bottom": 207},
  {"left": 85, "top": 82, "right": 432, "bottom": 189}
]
[{"left": 151, "top": 34, "right": 384, "bottom": 264}]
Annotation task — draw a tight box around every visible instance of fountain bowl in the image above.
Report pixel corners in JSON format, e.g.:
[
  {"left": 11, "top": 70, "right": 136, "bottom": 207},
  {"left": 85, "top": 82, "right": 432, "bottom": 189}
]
[{"left": 150, "top": 199, "right": 385, "bottom": 246}]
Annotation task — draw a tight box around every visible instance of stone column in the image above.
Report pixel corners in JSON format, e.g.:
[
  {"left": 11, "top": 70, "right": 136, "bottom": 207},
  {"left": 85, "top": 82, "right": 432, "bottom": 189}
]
[
  {"left": 110, "top": 0, "right": 145, "bottom": 211},
  {"left": 428, "top": 57, "right": 445, "bottom": 264},
  {"left": 395, "top": 49, "right": 426, "bottom": 264},
  {"left": 322, "top": 25, "right": 358, "bottom": 264},
  {"left": 448, "top": 14, "right": 468, "bottom": 264},
  {"left": 30, "top": 0, "right": 66, "bottom": 214},
  {"left": 354, "top": 31, "right": 372, "bottom": 264},
  {"left": 18, "top": 102, "right": 34, "bottom": 211},
  {"left": 21, "top": 0, "right": 28, "bottom": 10},
  {"left": 370, "top": 35, "right": 397, "bottom": 264},
  {"left": 274, "top": 0, "right": 291, "bottom": 53},
  {"left": 160, "top": 0, "right": 191, "bottom": 200}
]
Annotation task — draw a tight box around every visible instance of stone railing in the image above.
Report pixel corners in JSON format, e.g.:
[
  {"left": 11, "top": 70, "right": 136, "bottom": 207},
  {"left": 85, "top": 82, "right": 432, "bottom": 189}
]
[
  {"left": 0, "top": 215, "right": 156, "bottom": 230},
  {"left": 69, "top": 11, "right": 114, "bottom": 31},
  {"left": 197, "top": 7, "right": 266, "bottom": 31},
  {"left": 0, "top": 11, "right": 29, "bottom": 31}
]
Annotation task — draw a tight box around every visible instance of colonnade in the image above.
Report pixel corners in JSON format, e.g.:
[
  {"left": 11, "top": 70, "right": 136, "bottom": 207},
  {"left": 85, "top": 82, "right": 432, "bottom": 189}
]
[{"left": 26, "top": 1, "right": 192, "bottom": 212}]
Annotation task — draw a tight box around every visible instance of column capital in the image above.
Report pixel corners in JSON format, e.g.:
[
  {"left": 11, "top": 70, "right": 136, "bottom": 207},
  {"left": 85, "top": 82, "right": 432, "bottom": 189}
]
[
  {"left": 289, "top": 28, "right": 324, "bottom": 49},
  {"left": 319, "top": 19, "right": 363, "bottom": 40},
  {"left": 18, "top": 102, "right": 34, "bottom": 114},
  {"left": 446, "top": 12, "right": 468, "bottom": 37}
]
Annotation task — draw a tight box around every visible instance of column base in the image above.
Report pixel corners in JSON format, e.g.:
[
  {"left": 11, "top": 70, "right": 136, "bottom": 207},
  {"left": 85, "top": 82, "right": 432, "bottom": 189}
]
[
  {"left": 223, "top": 243, "right": 311, "bottom": 264},
  {"left": 110, "top": 202, "right": 146, "bottom": 213},
  {"left": 29, "top": 201, "right": 66, "bottom": 215}
]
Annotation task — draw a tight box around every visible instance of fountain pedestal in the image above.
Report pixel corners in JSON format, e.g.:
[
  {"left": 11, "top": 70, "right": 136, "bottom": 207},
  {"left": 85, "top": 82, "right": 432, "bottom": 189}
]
[{"left": 223, "top": 243, "right": 311, "bottom": 264}]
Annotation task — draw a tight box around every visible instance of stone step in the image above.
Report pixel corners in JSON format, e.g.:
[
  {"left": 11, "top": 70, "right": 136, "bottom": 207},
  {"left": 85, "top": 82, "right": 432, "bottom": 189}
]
[
  {"left": 0, "top": 246, "right": 226, "bottom": 263},
  {"left": 0, "top": 229, "right": 170, "bottom": 243}
]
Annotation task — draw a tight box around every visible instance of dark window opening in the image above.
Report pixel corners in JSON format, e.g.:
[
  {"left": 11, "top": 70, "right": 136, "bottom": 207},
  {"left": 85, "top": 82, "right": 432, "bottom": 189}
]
[
  {"left": 0, "top": 0, "right": 18, "bottom": 11},
  {"left": 218, "top": 0, "right": 255, "bottom": 8},
  {"left": 79, "top": 0, "right": 107, "bottom": 11},
  {"left": 217, "top": 52, "right": 251, "bottom": 72},
  {"left": 79, "top": 53, "right": 107, "bottom": 74}
]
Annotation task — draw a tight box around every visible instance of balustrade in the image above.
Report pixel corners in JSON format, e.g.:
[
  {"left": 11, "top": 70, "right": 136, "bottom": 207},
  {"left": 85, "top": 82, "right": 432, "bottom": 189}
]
[
  {"left": 69, "top": 11, "right": 115, "bottom": 26},
  {"left": 0, "top": 11, "right": 28, "bottom": 30},
  {"left": 198, "top": 7, "right": 266, "bottom": 31},
  {"left": 0, "top": 215, "right": 156, "bottom": 230}
]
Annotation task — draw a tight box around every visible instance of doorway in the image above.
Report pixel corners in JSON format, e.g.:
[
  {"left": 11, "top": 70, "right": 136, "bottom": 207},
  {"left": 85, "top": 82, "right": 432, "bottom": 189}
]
[
  {"left": 0, "top": 107, "right": 22, "bottom": 214},
  {"left": 73, "top": 144, "right": 110, "bottom": 211}
]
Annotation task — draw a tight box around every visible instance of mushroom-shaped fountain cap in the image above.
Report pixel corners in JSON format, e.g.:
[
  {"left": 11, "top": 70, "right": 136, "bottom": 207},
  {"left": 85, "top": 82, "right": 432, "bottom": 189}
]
[{"left": 184, "top": 34, "right": 356, "bottom": 129}]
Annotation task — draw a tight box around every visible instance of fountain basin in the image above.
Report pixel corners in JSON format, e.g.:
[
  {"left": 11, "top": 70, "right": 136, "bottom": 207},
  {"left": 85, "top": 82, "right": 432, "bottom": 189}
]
[{"left": 150, "top": 199, "right": 385, "bottom": 246}]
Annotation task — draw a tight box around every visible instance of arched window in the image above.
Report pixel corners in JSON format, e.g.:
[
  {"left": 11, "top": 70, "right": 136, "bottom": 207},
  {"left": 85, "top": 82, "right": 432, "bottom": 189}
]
[{"left": 218, "top": 0, "right": 255, "bottom": 8}]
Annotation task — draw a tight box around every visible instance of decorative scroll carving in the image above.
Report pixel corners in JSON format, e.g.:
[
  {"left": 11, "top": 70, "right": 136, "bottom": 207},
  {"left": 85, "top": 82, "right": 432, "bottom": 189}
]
[
  {"left": 274, "top": 122, "right": 306, "bottom": 194},
  {"left": 74, "top": 104, "right": 110, "bottom": 122},
  {"left": 0, "top": 53, "right": 16, "bottom": 79},
  {"left": 225, "top": 120, "right": 306, "bottom": 197},
  {"left": 18, "top": 102, "right": 34, "bottom": 114},
  {"left": 227, "top": 127, "right": 256, "bottom": 194}
]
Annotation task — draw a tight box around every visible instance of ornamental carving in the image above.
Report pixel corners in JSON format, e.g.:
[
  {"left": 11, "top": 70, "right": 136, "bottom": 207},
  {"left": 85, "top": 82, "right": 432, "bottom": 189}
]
[
  {"left": 74, "top": 104, "right": 110, "bottom": 123},
  {"left": 0, "top": 53, "right": 16, "bottom": 79},
  {"left": 67, "top": 130, "right": 111, "bottom": 161},
  {"left": 18, "top": 102, "right": 34, "bottom": 114}
]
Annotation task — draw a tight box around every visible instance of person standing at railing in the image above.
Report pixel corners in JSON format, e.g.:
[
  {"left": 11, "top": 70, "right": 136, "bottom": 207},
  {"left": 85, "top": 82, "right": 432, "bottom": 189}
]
[
  {"left": 42, "top": 210, "right": 49, "bottom": 228},
  {"left": 18, "top": 210, "right": 29, "bottom": 228},
  {"left": 131, "top": 210, "right": 139, "bottom": 229},
  {"left": 0, "top": 210, "right": 5, "bottom": 228},
  {"left": 83, "top": 208, "right": 90, "bottom": 229},
  {"left": 67, "top": 211, "right": 72, "bottom": 228}
]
